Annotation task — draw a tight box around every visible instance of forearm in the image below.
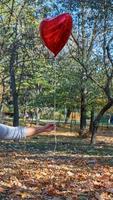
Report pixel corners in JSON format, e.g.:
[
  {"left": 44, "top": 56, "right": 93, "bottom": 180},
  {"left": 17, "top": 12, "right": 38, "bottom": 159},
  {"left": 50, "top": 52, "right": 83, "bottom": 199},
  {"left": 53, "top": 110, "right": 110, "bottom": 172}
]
[
  {"left": 25, "top": 123, "right": 55, "bottom": 137},
  {"left": 25, "top": 126, "right": 45, "bottom": 137}
]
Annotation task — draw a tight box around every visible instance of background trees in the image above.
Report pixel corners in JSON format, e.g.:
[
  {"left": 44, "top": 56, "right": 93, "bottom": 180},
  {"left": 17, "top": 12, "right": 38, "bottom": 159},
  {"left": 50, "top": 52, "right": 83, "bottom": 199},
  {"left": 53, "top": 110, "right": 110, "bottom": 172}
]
[{"left": 0, "top": 0, "right": 113, "bottom": 143}]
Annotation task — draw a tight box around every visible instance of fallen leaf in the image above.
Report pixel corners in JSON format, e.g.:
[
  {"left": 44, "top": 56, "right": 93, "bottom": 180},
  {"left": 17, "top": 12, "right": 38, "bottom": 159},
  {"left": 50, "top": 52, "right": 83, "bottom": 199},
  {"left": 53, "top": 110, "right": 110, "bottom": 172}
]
[
  {"left": 95, "top": 192, "right": 102, "bottom": 200},
  {"left": 106, "top": 188, "right": 113, "bottom": 193},
  {"left": 0, "top": 186, "right": 4, "bottom": 193},
  {"left": 67, "top": 171, "right": 74, "bottom": 177}
]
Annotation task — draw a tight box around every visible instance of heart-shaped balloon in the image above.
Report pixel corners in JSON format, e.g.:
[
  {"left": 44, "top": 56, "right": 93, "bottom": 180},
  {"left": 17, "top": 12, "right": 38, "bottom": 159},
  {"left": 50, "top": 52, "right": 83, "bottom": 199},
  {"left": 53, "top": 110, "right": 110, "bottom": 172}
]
[{"left": 39, "top": 13, "right": 72, "bottom": 57}]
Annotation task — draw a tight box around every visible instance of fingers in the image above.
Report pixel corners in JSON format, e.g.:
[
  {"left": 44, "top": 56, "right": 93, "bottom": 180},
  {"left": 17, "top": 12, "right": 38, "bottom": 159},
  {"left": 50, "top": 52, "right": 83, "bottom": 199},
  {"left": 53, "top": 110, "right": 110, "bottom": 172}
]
[
  {"left": 45, "top": 123, "right": 55, "bottom": 128},
  {"left": 45, "top": 123, "right": 56, "bottom": 132}
]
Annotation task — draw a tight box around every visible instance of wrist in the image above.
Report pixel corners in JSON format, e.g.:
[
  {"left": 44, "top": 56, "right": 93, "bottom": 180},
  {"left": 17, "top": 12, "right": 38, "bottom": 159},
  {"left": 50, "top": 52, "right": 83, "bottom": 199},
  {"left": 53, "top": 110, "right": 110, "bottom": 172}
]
[{"left": 36, "top": 126, "right": 44, "bottom": 134}]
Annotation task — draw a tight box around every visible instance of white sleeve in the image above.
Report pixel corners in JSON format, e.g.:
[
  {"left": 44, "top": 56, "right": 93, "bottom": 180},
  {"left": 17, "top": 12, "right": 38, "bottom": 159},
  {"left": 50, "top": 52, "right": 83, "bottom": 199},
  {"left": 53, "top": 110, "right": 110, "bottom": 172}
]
[{"left": 0, "top": 124, "right": 27, "bottom": 140}]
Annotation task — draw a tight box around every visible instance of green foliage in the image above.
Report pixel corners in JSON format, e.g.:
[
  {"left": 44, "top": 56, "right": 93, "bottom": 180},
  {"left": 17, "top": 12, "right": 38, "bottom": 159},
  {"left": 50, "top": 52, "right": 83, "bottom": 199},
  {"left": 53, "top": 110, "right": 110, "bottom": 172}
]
[{"left": 0, "top": 0, "right": 113, "bottom": 127}]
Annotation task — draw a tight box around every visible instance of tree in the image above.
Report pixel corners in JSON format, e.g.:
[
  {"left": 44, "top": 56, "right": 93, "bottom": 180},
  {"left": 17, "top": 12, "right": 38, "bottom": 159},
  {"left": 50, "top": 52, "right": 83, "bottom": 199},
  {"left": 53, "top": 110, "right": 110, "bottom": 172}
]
[
  {"left": 48, "top": 0, "right": 113, "bottom": 141},
  {"left": 1, "top": 0, "right": 44, "bottom": 125}
]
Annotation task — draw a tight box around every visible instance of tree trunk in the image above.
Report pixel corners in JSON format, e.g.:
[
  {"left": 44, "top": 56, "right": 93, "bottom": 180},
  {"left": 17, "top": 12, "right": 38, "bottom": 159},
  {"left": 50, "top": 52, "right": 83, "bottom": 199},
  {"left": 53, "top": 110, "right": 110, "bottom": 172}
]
[
  {"left": 0, "top": 76, "right": 5, "bottom": 123},
  {"left": 79, "top": 5, "right": 87, "bottom": 136},
  {"left": 65, "top": 107, "right": 71, "bottom": 124},
  {"left": 13, "top": 93, "right": 19, "bottom": 126},
  {"left": 36, "top": 107, "right": 40, "bottom": 125},
  {"left": 9, "top": 44, "right": 19, "bottom": 126},
  {"left": 89, "top": 106, "right": 94, "bottom": 133},
  {"left": 91, "top": 100, "right": 113, "bottom": 144},
  {"left": 80, "top": 87, "right": 87, "bottom": 135}
]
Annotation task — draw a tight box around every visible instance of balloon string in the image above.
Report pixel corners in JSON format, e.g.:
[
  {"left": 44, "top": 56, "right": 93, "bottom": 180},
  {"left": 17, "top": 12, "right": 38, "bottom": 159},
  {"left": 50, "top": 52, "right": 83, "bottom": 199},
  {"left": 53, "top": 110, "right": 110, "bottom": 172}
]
[{"left": 53, "top": 59, "right": 57, "bottom": 152}]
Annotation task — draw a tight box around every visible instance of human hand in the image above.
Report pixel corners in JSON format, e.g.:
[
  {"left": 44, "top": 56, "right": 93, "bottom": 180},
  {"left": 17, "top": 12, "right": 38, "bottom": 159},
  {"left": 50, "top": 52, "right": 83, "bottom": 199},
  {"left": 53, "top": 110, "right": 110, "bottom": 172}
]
[{"left": 42, "top": 123, "right": 56, "bottom": 132}]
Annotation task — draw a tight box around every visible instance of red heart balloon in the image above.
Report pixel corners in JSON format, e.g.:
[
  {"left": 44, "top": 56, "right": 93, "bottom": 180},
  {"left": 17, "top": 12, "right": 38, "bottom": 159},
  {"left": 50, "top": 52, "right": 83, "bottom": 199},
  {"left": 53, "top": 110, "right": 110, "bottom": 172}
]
[{"left": 39, "top": 13, "right": 72, "bottom": 57}]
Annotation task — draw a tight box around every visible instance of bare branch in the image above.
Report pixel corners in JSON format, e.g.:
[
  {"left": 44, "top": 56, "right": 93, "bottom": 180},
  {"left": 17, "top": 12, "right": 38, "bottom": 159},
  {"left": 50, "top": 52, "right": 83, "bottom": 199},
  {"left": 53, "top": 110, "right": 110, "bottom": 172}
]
[
  {"left": 87, "top": 16, "right": 98, "bottom": 60},
  {"left": 68, "top": 46, "right": 104, "bottom": 90}
]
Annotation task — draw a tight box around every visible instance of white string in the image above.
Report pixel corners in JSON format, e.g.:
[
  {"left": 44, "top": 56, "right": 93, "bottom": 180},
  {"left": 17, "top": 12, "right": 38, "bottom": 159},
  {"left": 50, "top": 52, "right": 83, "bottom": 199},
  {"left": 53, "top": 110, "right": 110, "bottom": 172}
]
[{"left": 53, "top": 58, "right": 57, "bottom": 152}]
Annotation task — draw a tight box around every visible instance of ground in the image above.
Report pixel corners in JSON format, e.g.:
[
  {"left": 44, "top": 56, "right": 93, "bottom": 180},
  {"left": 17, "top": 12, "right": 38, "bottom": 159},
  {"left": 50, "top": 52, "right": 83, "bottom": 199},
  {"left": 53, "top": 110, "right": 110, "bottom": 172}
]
[{"left": 0, "top": 127, "right": 113, "bottom": 200}]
